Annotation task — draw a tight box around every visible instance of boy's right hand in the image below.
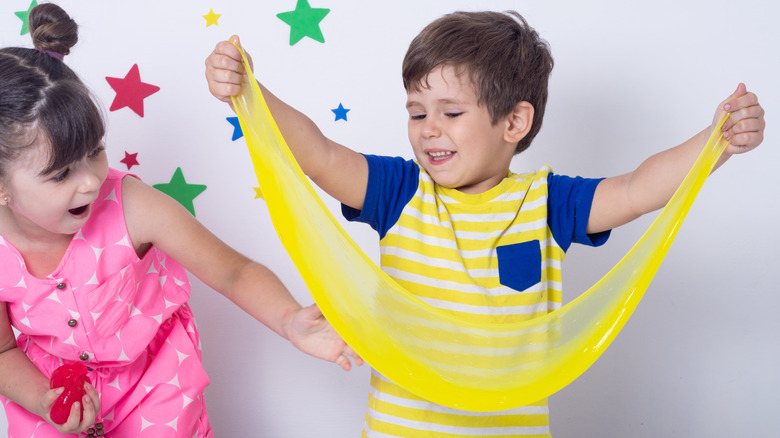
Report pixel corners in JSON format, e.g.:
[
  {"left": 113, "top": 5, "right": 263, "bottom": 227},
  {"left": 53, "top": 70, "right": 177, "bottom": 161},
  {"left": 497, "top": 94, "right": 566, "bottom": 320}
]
[
  {"left": 205, "top": 35, "right": 254, "bottom": 106},
  {"left": 713, "top": 83, "right": 764, "bottom": 156}
]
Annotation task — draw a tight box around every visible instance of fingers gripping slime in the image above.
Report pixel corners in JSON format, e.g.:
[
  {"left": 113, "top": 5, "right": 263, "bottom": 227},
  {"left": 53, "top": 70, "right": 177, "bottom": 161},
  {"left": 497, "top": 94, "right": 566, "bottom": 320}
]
[
  {"left": 49, "top": 362, "right": 91, "bottom": 424},
  {"left": 230, "top": 43, "right": 730, "bottom": 411}
]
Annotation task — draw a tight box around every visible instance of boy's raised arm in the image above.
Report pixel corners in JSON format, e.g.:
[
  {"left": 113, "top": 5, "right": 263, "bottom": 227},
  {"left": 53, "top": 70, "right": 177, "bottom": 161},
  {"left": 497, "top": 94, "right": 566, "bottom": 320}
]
[
  {"left": 205, "top": 36, "right": 369, "bottom": 211},
  {"left": 587, "top": 83, "right": 765, "bottom": 234}
]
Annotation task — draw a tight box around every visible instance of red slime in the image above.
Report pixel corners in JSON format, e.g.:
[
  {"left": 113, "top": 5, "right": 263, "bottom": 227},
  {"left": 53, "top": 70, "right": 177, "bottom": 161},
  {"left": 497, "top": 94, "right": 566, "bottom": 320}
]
[{"left": 49, "top": 362, "right": 91, "bottom": 425}]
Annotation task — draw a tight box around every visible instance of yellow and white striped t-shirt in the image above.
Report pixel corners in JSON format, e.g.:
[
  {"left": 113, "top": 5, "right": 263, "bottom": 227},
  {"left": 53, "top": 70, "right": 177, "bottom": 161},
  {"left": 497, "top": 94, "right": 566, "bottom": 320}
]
[{"left": 343, "top": 155, "right": 607, "bottom": 437}]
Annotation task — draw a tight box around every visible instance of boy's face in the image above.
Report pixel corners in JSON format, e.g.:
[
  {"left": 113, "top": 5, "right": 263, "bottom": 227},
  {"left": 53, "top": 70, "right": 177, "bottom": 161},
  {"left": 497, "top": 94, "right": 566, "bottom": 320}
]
[{"left": 405, "top": 66, "right": 516, "bottom": 194}]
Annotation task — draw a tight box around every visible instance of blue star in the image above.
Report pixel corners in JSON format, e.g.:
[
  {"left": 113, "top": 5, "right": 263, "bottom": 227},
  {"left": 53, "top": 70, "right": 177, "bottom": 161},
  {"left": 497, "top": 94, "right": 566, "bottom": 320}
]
[
  {"left": 331, "top": 103, "right": 350, "bottom": 121},
  {"left": 227, "top": 117, "right": 243, "bottom": 141}
]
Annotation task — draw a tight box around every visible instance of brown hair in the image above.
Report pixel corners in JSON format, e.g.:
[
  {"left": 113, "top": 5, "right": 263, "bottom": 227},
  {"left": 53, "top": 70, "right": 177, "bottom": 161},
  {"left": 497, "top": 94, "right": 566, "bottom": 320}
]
[
  {"left": 0, "top": 3, "right": 104, "bottom": 178},
  {"left": 402, "top": 11, "right": 553, "bottom": 154}
]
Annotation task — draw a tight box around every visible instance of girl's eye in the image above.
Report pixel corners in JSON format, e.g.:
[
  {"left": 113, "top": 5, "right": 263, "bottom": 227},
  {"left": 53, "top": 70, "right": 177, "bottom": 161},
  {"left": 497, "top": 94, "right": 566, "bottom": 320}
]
[
  {"left": 88, "top": 145, "right": 105, "bottom": 158},
  {"left": 410, "top": 114, "right": 426, "bottom": 121},
  {"left": 52, "top": 168, "right": 70, "bottom": 182},
  {"left": 445, "top": 112, "right": 463, "bottom": 118}
]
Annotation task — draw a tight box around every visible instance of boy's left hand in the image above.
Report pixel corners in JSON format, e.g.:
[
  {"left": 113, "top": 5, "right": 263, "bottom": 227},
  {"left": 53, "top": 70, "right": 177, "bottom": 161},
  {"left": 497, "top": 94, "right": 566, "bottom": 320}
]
[
  {"left": 716, "top": 83, "right": 765, "bottom": 155},
  {"left": 287, "top": 304, "right": 363, "bottom": 371}
]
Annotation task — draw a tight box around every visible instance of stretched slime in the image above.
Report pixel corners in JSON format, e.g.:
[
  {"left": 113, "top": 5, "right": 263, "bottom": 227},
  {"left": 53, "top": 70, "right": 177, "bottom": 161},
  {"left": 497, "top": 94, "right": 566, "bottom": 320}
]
[
  {"left": 49, "top": 362, "right": 91, "bottom": 424},
  {"left": 230, "top": 43, "right": 730, "bottom": 411}
]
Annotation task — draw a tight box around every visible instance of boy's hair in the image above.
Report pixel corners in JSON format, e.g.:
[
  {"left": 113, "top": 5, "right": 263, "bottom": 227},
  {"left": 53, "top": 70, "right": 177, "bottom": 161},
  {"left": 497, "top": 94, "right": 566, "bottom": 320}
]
[
  {"left": 402, "top": 11, "right": 553, "bottom": 154},
  {"left": 0, "top": 3, "right": 104, "bottom": 179}
]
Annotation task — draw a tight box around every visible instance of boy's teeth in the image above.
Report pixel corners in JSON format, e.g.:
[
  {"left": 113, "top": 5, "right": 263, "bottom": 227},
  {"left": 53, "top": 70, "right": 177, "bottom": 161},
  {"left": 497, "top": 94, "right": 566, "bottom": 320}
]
[{"left": 429, "top": 151, "right": 452, "bottom": 157}]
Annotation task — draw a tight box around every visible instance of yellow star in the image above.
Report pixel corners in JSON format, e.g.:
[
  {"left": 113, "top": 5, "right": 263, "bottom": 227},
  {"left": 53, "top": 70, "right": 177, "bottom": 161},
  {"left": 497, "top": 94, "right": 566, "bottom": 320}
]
[
  {"left": 202, "top": 9, "right": 221, "bottom": 27},
  {"left": 253, "top": 187, "right": 264, "bottom": 199}
]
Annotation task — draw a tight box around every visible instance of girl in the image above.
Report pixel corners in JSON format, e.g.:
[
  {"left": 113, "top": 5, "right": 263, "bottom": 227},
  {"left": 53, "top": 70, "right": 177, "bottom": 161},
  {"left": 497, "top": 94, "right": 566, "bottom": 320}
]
[{"left": 0, "top": 3, "right": 359, "bottom": 437}]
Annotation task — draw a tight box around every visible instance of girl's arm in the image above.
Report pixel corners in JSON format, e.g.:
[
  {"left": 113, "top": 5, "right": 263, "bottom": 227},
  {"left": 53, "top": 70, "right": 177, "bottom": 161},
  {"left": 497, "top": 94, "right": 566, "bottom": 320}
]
[
  {"left": 122, "top": 175, "right": 360, "bottom": 370},
  {"left": 205, "top": 36, "right": 369, "bottom": 210},
  {"left": 587, "top": 83, "right": 764, "bottom": 234},
  {"left": 0, "top": 302, "right": 101, "bottom": 433}
]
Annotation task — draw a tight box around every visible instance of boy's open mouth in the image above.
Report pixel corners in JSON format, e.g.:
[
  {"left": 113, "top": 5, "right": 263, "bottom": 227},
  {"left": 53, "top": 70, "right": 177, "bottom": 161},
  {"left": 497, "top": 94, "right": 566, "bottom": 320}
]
[
  {"left": 68, "top": 205, "right": 88, "bottom": 215},
  {"left": 428, "top": 151, "right": 454, "bottom": 161}
]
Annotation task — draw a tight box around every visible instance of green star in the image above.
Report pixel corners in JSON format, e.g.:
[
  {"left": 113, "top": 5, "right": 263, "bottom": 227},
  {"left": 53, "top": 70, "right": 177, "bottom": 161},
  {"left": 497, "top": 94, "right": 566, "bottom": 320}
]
[
  {"left": 14, "top": 0, "right": 38, "bottom": 36},
  {"left": 153, "top": 167, "right": 207, "bottom": 216},
  {"left": 276, "top": 0, "right": 330, "bottom": 45}
]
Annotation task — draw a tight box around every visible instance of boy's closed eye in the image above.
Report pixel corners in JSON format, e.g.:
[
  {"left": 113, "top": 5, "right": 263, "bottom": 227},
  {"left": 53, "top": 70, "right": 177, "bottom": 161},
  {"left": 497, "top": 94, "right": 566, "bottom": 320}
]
[{"left": 409, "top": 111, "right": 463, "bottom": 121}]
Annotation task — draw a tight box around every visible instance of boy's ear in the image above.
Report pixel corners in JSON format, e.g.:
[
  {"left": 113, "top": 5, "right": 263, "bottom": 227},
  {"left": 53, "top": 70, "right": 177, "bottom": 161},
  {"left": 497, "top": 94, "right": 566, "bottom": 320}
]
[{"left": 503, "top": 101, "right": 534, "bottom": 144}]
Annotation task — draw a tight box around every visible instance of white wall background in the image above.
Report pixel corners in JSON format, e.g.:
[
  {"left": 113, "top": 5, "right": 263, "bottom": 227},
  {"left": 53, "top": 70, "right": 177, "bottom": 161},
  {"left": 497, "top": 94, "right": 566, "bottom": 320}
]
[{"left": 2, "top": 0, "right": 778, "bottom": 436}]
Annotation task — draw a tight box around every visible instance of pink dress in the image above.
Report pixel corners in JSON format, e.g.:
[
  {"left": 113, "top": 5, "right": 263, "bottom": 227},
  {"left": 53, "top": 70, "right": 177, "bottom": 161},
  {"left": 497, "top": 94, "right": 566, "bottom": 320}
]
[{"left": 0, "top": 169, "right": 213, "bottom": 437}]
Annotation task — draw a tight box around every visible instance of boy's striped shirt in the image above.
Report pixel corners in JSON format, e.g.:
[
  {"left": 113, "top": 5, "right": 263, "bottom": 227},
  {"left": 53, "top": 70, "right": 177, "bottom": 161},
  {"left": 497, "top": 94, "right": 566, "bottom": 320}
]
[{"left": 343, "top": 155, "right": 607, "bottom": 437}]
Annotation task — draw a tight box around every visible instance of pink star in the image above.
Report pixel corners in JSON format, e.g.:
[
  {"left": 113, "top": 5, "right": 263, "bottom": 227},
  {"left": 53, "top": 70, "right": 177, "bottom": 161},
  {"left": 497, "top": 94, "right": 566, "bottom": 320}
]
[
  {"left": 105, "top": 64, "right": 160, "bottom": 117},
  {"left": 120, "top": 151, "right": 139, "bottom": 170}
]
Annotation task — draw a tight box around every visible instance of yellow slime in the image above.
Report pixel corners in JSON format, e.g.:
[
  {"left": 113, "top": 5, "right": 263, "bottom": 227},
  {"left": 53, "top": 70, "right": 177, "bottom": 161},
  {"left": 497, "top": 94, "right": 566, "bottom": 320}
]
[{"left": 230, "top": 46, "right": 730, "bottom": 411}]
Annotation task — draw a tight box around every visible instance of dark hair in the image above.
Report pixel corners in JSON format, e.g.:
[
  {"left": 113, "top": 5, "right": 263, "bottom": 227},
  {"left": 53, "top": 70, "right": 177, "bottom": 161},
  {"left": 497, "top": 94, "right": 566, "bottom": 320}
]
[
  {"left": 402, "top": 11, "right": 554, "bottom": 154},
  {"left": 0, "top": 3, "right": 104, "bottom": 178}
]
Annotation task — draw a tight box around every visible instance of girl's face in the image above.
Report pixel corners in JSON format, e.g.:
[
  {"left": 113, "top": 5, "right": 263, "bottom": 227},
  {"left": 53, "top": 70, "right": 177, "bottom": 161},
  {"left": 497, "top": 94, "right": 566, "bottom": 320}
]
[{"left": 1, "top": 131, "right": 108, "bottom": 238}]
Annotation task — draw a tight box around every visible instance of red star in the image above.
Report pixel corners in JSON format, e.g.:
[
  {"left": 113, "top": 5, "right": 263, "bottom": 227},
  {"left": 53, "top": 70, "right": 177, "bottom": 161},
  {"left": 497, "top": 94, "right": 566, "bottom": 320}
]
[
  {"left": 105, "top": 64, "right": 160, "bottom": 117},
  {"left": 120, "top": 151, "right": 139, "bottom": 170}
]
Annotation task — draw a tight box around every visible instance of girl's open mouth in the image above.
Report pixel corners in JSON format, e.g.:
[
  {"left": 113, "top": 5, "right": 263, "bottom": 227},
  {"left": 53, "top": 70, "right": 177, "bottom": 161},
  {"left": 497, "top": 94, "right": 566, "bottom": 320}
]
[{"left": 68, "top": 205, "right": 88, "bottom": 216}]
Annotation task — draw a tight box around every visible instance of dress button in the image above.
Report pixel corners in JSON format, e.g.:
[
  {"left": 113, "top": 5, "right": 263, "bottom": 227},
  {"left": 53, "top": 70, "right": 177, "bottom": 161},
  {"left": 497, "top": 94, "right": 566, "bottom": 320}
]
[
  {"left": 56, "top": 283, "right": 66, "bottom": 289},
  {"left": 79, "top": 353, "right": 89, "bottom": 361},
  {"left": 67, "top": 319, "right": 78, "bottom": 327}
]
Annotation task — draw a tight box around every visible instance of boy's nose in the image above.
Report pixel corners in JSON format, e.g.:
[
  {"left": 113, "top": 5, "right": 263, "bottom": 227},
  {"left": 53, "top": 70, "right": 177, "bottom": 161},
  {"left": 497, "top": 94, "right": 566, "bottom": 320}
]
[{"left": 422, "top": 117, "right": 441, "bottom": 138}]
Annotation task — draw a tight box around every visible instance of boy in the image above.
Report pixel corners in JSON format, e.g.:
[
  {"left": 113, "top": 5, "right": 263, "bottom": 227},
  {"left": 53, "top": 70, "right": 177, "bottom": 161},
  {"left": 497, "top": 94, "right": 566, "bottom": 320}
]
[{"left": 205, "top": 10, "right": 764, "bottom": 438}]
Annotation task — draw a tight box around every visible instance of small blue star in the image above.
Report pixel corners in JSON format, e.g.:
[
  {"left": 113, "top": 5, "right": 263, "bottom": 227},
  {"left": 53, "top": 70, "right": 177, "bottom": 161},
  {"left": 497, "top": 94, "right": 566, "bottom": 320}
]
[
  {"left": 331, "top": 103, "right": 350, "bottom": 121},
  {"left": 227, "top": 117, "right": 243, "bottom": 140}
]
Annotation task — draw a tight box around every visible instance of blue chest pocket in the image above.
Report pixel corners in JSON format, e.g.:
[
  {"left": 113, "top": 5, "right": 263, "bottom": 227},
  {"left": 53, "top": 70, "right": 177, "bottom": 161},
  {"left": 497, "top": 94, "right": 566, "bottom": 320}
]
[{"left": 496, "top": 240, "right": 542, "bottom": 292}]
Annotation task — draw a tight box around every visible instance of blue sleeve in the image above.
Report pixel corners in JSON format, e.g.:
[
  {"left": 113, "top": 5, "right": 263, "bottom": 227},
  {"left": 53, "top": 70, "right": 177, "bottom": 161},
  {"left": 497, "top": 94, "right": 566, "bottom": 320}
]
[
  {"left": 341, "top": 154, "right": 419, "bottom": 239},
  {"left": 547, "top": 173, "right": 610, "bottom": 252}
]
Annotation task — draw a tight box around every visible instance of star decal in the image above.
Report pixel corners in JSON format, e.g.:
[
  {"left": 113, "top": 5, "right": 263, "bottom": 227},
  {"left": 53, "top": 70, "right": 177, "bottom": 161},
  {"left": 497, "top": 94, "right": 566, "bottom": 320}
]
[
  {"left": 276, "top": 0, "right": 330, "bottom": 45},
  {"left": 253, "top": 187, "right": 264, "bottom": 199},
  {"left": 14, "top": 0, "right": 38, "bottom": 35},
  {"left": 331, "top": 103, "right": 350, "bottom": 121},
  {"left": 120, "top": 151, "right": 139, "bottom": 170},
  {"left": 227, "top": 117, "right": 243, "bottom": 141},
  {"left": 105, "top": 64, "right": 160, "bottom": 117},
  {"left": 153, "top": 167, "right": 207, "bottom": 216},
  {"left": 203, "top": 9, "right": 221, "bottom": 27}
]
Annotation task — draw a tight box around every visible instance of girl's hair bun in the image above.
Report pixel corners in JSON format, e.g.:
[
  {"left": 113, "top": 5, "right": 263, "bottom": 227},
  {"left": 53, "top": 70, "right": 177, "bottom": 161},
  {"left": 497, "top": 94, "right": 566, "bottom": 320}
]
[{"left": 29, "top": 3, "right": 78, "bottom": 58}]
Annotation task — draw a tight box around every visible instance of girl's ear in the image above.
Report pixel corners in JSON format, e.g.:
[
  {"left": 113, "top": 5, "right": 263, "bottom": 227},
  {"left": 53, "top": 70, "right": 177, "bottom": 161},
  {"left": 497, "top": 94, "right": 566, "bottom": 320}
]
[{"left": 503, "top": 101, "right": 534, "bottom": 144}]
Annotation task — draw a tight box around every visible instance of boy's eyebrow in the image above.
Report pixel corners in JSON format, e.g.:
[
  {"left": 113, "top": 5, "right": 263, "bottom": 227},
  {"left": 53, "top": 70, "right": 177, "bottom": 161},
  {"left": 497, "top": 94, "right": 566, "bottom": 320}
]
[{"left": 406, "top": 97, "right": 469, "bottom": 109}]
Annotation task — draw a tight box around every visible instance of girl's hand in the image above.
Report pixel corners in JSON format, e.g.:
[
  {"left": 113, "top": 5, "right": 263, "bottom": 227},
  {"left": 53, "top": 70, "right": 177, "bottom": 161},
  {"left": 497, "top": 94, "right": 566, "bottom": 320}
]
[
  {"left": 205, "top": 35, "right": 254, "bottom": 106},
  {"left": 286, "top": 303, "right": 363, "bottom": 371},
  {"left": 714, "top": 83, "right": 765, "bottom": 155},
  {"left": 40, "top": 381, "right": 101, "bottom": 434}
]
